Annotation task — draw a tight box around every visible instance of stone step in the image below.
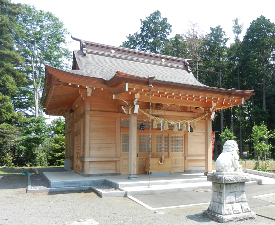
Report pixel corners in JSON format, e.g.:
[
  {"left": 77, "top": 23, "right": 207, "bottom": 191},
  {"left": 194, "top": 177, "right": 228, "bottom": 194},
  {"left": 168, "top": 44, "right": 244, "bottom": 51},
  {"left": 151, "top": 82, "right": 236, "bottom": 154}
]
[
  {"left": 122, "top": 180, "right": 257, "bottom": 196},
  {"left": 122, "top": 182, "right": 212, "bottom": 196},
  {"left": 116, "top": 177, "right": 207, "bottom": 188}
]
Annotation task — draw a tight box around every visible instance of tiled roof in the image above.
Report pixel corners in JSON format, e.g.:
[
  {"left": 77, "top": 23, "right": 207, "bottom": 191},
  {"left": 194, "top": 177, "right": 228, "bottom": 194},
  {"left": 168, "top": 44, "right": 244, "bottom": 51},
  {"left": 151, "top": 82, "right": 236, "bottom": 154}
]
[{"left": 71, "top": 38, "right": 207, "bottom": 87}]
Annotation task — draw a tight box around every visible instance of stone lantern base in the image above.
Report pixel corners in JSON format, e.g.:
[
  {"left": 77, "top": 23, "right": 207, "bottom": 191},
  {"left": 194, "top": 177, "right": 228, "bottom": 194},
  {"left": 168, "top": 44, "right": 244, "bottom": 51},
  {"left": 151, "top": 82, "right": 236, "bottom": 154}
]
[{"left": 203, "top": 172, "right": 256, "bottom": 223}]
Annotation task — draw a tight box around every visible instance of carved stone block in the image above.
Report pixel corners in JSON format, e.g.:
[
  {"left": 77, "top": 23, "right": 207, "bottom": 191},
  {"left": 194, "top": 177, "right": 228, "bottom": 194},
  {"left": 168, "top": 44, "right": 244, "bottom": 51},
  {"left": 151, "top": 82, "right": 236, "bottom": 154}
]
[
  {"left": 235, "top": 191, "right": 247, "bottom": 202},
  {"left": 204, "top": 140, "right": 255, "bottom": 222}
]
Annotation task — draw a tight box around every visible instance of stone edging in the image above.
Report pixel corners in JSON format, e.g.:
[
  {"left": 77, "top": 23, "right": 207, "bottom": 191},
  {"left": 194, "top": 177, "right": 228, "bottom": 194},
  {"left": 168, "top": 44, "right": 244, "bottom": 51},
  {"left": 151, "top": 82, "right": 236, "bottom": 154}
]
[{"left": 246, "top": 169, "right": 275, "bottom": 179}]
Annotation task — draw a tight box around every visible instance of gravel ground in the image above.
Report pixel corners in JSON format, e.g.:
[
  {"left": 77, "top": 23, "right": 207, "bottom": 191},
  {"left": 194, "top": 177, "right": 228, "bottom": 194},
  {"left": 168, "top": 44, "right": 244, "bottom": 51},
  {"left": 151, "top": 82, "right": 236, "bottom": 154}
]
[{"left": 1, "top": 173, "right": 275, "bottom": 225}]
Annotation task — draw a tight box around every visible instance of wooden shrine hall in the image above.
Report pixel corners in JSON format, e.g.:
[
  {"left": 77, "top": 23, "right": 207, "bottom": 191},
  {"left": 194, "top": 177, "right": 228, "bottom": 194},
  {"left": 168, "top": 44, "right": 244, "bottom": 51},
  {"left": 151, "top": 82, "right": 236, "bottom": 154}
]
[{"left": 41, "top": 37, "right": 253, "bottom": 177}]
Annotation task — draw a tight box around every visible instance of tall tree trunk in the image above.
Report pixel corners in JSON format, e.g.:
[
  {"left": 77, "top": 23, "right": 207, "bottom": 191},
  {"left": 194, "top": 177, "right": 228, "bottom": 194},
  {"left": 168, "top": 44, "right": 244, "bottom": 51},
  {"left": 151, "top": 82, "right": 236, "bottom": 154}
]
[
  {"left": 263, "top": 75, "right": 266, "bottom": 112},
  {"left": 196, "top": 52, "right": 199, "bottom": 80},
  {"left": 237, "top": 66, "right": 243, "bottom": 157},
  {"left": 219, "top": 67, "right": 223, "bottom": 133},
  {"left": 34, "top": 88, "right": 39, "bottom": 118}
]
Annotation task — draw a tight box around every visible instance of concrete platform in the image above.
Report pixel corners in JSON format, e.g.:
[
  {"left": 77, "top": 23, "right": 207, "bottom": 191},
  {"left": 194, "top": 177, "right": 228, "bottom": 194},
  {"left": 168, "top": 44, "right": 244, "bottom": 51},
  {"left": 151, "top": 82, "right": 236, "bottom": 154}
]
[{"left": 27, "top": 170, "right": 257, "bottom": 197}]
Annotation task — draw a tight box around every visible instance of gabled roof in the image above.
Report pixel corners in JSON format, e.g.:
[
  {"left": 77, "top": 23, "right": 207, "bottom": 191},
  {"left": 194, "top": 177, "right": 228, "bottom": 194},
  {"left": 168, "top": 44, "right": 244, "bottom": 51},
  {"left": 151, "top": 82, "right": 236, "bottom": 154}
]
[
  {"left": 42, "top": 38, "right": 254, "bottom": 116},
  {"left": 72, "top": 37, "right": 206, "bottom": 88}
]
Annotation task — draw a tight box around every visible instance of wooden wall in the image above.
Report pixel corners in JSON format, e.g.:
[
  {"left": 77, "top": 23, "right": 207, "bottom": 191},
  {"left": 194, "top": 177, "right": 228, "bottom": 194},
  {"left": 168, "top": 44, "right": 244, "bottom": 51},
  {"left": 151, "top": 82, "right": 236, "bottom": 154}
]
[
  {"left": 185, "top": 121, "right": 205, "bottom": 171},
  {"left": 88, "top": 115, "right": 119, "bottom": 174},
  {"left": 64, "top": 88, "right": 210, "bottom": 175}
]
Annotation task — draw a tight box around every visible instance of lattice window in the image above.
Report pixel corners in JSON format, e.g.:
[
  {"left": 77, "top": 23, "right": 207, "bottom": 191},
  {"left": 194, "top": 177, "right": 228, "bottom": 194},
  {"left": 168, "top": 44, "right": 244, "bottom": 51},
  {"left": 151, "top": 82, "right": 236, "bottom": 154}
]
[
  {"left": 121, "top": 119, "right": 129, "bottom": 128},
  {"left": 171, "top": 135, "right": 183, "bottom": 152},
  {"left": 137, "top": 120, "right": 151, "bottom": 129},
  {"left": 156, "top": 135, "right": 168, "bottom": 152},
  {"left": 122, "top": 134, "right": 129, "bottom": 152},
  {"left": 121, "top": 119, "right": 152, "bottom": 129},
  {"left": 139, "top": 135, "right": 152, "bottom": 152}
]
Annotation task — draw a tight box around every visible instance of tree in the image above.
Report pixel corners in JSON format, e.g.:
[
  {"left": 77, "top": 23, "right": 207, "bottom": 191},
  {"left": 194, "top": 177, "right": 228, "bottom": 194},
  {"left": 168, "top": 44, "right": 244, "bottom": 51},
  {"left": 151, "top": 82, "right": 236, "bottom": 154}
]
[
  {"left": 46, "top": 118, "right": 65, "bottom": 166},
  {"left": 240, "top": 16, "right": 275, "bottom": 125},
  {"left": 248, "top": 123, "right": 274, "bottom": 171},
  {"left": 201, "top": 26, "right": 229, "bottom": 143},
  {"left": 122, "top": 11, "right": 172, "bottom": 54},
  {"left": 0, "top": 123, "right": 21, "bottom": 167},
  {"left": 161, "top": 34, "right": 188, "bottom": 58},
  {"left": 15, "top": 116, "right": 49, "bottom": 166},
  {"left": 200, "top": 26, "right": 229, "bottom": 87},
  {"left": 227, "top": 18, "right": 244, "bottom": 155},
  {"left": 220, "top": 127, "right": 237, "bottom": 143},
  {"left": 16, "top": 5, "right": 71, "bottom": 118},
  {"left": 182, "top": 22, "right": 205, "bottom": 80},
  {"left": 0, "top": 0, "right": 27, "bottom": 165},
  {"left": 0, "top": 0, "right": 26, "bottom": 123}
]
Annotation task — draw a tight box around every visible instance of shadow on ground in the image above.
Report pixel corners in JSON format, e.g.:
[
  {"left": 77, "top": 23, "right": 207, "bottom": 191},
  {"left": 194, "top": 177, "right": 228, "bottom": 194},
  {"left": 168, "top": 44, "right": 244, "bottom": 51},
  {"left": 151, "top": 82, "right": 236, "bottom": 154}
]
[{"left": 187, "top": 212, "right": 212, "bottom": 223}]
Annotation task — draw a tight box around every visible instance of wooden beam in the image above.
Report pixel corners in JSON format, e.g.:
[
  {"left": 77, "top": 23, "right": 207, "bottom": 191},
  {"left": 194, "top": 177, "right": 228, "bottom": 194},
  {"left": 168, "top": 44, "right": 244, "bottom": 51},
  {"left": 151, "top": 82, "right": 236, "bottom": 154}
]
[
  {"left": 184, "top": 123, "right": 188, "bottom": 171},
  {"left": 116, "top": 116, "right": 121, "bottom": 173},
  {"left": 108, "top": 82, "right": 128, "bottom": 94},
  {"left": 80, "top": 157, "right": 120, "bottom": 162},
  {"left": 84, "top": 97, "right": 91, "bottom": 174},
  {"left": 142, "top": 109, "right": 205, "bottom": 118},
  {"left": 205, "top": 119, "right": 212, "bottom": 173},
  {"left": 129, "top": 113, "right": 138, "bottom": 179},
  {"left": 114, "top": 92, "right": 213, "bottom": 108}
]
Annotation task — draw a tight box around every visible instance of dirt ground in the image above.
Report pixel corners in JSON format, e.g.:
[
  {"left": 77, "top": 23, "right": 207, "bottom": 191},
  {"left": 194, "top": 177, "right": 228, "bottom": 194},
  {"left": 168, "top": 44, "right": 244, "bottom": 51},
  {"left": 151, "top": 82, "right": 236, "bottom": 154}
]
[{"left": 1, "top": 169, "right": 275, "bottom": 225}]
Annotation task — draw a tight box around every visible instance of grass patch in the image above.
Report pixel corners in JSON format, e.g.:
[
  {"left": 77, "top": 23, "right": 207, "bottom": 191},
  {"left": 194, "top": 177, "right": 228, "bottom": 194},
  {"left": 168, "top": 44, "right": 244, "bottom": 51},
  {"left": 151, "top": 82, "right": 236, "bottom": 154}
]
[
  {"left": 0, "top": 167, "right": 34, "bottom": 175},
  {"left": 212, "top": 160, "right": 275, "bottom": 173}
]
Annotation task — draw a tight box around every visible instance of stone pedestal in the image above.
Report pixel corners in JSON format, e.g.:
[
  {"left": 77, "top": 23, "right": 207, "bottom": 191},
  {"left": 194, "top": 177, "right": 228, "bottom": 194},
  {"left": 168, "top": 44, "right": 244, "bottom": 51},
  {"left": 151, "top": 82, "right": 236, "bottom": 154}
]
[{"left": 204, "top": 172, "right": 256, "bottom": 223}]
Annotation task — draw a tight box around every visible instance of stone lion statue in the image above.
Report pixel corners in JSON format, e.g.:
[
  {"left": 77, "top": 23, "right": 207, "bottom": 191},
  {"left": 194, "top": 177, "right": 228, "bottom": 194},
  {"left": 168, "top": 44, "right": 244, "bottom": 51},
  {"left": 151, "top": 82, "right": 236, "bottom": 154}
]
[{"left": 215, "top": 140, "right": 243, "bottom": 172}]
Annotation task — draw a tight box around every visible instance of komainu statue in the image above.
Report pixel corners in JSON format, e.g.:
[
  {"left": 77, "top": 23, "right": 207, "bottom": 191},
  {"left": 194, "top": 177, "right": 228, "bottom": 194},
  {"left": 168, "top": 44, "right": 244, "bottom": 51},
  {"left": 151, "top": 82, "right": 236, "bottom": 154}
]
[{"left": 215, "top": 140, "right": 242, "bottom": 172}]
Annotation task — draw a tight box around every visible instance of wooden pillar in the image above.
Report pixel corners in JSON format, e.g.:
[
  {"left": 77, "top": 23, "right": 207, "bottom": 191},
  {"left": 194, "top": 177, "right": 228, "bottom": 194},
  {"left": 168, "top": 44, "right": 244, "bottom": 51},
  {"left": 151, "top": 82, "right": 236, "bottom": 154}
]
[
  {"left": 115, "top": 116, "right": 121, "bottom": 173},
  {"left": 205, "top": 119, "right": 212, "bottom": 173},
  {"left": 84, "top": 97, "right": 90, "bottom": 174},
  {"left": 184, "top": 123, "right": 188, "bottom": 171},
  {"left": 128, "top": 113, "right": 138, "bottom": 179}
]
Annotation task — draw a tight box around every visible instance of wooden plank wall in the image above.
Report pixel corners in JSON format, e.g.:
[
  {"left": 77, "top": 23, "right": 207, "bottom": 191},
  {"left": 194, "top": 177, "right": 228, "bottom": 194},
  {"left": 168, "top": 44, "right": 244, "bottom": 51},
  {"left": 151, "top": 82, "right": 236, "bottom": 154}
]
[
  {"left": 88, "top": 88, "right": 118, "bottom": 174},
  {"left": 89, "top": 116, "right": 118, "bottom": 174},
  {"left": 186, "top": 121, "right": 205, "bottom": 171},
  {"left": 65, "top": 87, "right": 210, "bottom": 175},
  {"left": 90, "top": 89, "right": 117, "bottom": 112}
]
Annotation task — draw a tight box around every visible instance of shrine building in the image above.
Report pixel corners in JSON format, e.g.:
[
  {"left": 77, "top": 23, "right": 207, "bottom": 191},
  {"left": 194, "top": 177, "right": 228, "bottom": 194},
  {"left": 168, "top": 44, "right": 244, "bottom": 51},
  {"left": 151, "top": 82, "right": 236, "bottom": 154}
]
[{"left": 41, "top": 37, "right": 253, "bottom": 177}]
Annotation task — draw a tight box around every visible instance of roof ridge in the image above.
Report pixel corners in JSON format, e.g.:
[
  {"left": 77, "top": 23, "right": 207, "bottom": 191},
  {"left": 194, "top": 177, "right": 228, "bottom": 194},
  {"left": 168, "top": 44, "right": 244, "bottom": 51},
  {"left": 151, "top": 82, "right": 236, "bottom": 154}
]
[
  {"left": 72, "top": 36, "right": 192, "bottom": 72},
  {"left": 81, "top": 49, "right": 190, "bottom": 71}
]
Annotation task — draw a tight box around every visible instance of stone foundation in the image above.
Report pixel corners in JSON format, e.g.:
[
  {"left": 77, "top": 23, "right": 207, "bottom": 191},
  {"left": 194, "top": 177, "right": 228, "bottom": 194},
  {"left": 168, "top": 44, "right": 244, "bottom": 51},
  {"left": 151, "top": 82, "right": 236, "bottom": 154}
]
[{"left": 204, "top": 172, "right": 256, "bottom": 223}]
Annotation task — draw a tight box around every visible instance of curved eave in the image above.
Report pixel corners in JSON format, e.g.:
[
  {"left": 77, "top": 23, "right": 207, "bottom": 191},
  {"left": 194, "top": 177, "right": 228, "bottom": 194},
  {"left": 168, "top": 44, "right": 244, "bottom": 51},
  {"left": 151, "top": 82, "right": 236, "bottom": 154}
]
[
  {"left": 106, "top": 72, "right": 254, "bottom": 100},
  {"left": 42, "top": 66, "right": 254, "bottom": 115}
]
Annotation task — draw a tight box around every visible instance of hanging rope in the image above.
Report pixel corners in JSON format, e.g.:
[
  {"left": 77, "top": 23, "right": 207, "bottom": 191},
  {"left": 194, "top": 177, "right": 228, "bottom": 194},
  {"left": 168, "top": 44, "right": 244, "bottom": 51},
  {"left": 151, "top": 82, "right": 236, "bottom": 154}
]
[{"left": 138, "top": 108, "right": 209, "bottom": 124}]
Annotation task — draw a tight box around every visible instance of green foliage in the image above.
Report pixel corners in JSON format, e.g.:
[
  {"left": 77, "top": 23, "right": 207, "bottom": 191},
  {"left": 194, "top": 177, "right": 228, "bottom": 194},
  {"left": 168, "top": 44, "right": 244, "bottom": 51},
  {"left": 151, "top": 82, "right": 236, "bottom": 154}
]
[
  {"left": 0, "top": 0, "right": 27, "bottom": 123},
  {"left": 162, "top": 34, "right": 188, "bottom": 58},
  {"left": 200, "top": 26, "right": 229, "bottom": 87},
  {"left": 14, "top": 116, "right": 49, "bottom": 166},
  {"left": 50, "top": 117, "right": 65, "bottom": 135},
  {"left": 47, "top": 134, "right": 65, "bottom": 166},
  {"left": 247, "top": 122, "right": 274, "bottom": 171},
  {"left": 0, "top": 123, "right": 21, "bottom": 166},
  {"left": 16, "top": 4, "right": 71, "bottom": 117},
  {"left": 0, "top": 2, "right": 70, "bottom": 167},
  {"left": 240, "top": 16, "right": 275, "bottom": 123},
  {"left": 45, "top": 118, "right": 65, "bottom": 166},
  {"left": 122, "top": 11, "right": 172, "bottom": 54},
  {"left": 219, "top": 127, "right": 237, "bottom": 143}
]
